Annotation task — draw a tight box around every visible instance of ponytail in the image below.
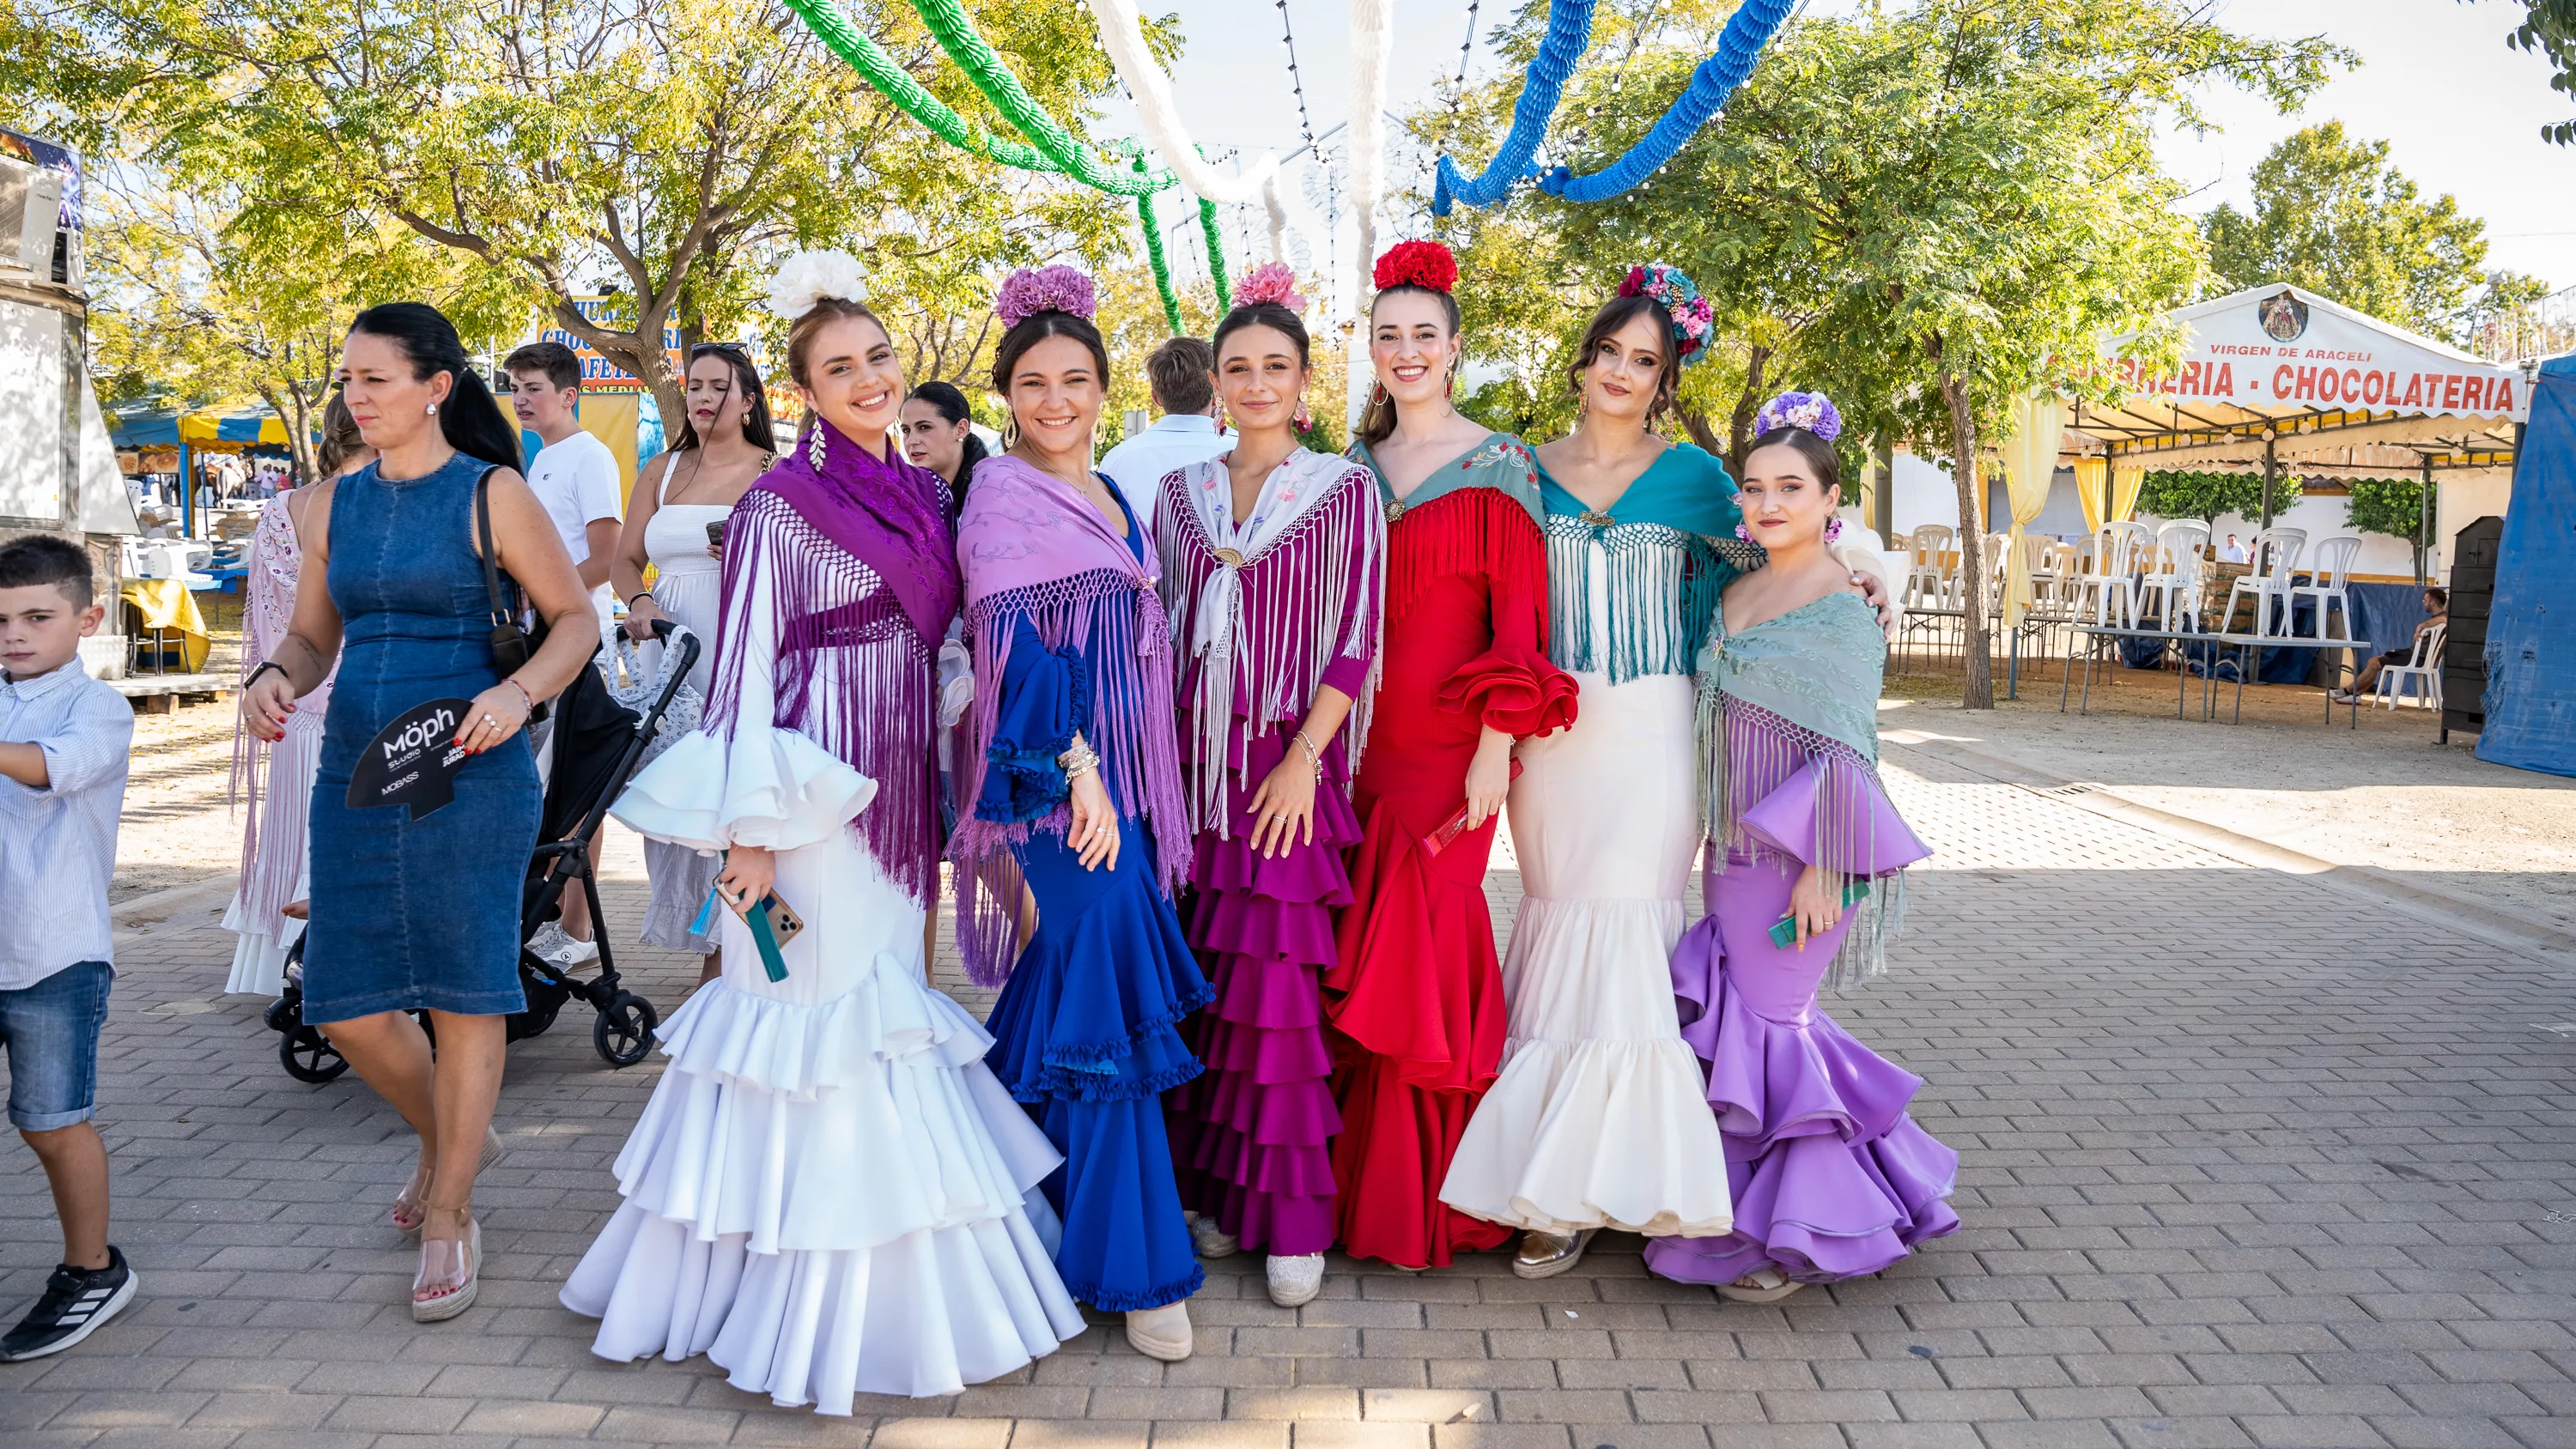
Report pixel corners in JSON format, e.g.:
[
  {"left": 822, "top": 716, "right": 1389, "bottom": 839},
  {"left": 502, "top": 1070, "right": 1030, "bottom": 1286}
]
[{"left": 349, "top": 302, "right": 525, "bottom": 475}]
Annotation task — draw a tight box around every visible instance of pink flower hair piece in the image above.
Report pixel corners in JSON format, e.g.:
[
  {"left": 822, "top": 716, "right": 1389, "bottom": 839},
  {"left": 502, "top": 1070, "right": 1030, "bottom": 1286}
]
[
  {"left": 1615, "top": 261, "right": 1711, "bottom": 367},
  {"left": 996, "top": 265, "right": 1097, "bottom": 330},
  {"left": 1236, "top": 262, "right": 1308, "bottom": 312}
]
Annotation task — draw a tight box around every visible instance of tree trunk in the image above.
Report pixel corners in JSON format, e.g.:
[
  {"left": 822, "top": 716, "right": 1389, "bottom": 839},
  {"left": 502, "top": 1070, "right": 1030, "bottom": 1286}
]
[
  {"left": 1674, "top": 402, "right": 1725, "bottom": 456},
  {"left": 1726, "top": 343, "right": 1773, "bottom": 475},
  {"left": 1939, "top": 367, "right": 1993, "bottom": 709},
  {"left": 550, "top": 299, "right": 685, "bottom": 443}
]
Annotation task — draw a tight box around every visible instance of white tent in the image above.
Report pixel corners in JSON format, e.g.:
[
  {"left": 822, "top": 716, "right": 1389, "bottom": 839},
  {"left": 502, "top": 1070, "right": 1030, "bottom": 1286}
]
[{"left": 2067, "top": 283, "right": 2531, "bottom": 571}]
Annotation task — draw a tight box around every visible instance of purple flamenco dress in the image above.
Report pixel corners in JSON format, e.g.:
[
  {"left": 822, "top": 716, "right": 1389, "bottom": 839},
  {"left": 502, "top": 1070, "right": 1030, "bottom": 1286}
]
[{"left": 1643, "top": 591, "right": 1959, "bottom": 1288}]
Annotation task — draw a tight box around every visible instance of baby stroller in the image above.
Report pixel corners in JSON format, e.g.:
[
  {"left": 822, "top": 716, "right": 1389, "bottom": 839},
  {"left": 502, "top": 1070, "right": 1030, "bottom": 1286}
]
[{"left": 267, "top": 619, "right": 703, "bottom": 1081}]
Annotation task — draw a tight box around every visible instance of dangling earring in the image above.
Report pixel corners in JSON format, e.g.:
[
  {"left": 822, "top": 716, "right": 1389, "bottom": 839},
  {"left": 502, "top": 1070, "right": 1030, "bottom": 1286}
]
[
  {"left": 1370, "top": 381, "right": 1388, "bottom": 409},
  {"left": 806, "top": 419, "right": 827, "bottom": 470},
  {"left": 1292, "top": 400, "right": 1313, "bottom": 433},
  {"left": 1445, "top": 358, "right": 1460, "bottom": 398}
]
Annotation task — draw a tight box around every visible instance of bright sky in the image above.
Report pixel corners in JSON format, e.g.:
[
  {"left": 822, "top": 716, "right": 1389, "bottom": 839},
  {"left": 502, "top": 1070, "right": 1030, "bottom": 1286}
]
[{"left": 1137, "top": 0, "right": 2573, "bottom": 290}]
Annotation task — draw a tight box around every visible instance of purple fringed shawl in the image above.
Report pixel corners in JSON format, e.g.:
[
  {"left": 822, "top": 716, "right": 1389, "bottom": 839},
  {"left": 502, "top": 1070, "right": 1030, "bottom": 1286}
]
[
  {"left": 702, "top": 421, "right": 961, "bottom": 906},
  {"left": 950, "top": 454, "right": 1191, "bottom": 985},
  {"left": 1156, "top": 446, "right": 1384, "bottom": 837}
]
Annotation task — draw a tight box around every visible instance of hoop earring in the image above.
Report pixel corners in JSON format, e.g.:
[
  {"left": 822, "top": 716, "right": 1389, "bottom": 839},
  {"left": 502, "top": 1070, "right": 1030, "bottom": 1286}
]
[{"left": 1370, "top": 381, "right": 1388, "bottom": 409}]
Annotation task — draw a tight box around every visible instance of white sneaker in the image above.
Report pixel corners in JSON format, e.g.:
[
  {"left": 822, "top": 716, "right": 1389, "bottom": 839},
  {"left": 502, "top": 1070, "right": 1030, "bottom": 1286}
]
[
  {"left": 526, "top": 921, "right": 598, "bottom": 967},
  {"left": 1266, "top": 1253, "right": 1325, "bottom": 1307},
  {"left": 1124, "top": 1301, "right": 1193, "bottom": 1361},
  {"left": 1188, "top": 1215, "right": 1240, "bottom": 1260}
]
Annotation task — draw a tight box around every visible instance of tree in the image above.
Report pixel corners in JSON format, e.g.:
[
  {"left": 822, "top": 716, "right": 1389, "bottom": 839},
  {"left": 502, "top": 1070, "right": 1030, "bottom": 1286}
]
[
  {"left": 9, "top": 0, "right": 1133, "bottom": 426},
  {"left": 2477, "top": 0, "right": 2576, "bottom": 144},
  {"left": 2135, "top": 470, "right": 2303, "bottom": 528},
  {"left": 2346, "top": 474, "right": 2439, "bottom": 582},
  {"left": 2202, "top": 123, "right": 2529, "bottom": 345}
]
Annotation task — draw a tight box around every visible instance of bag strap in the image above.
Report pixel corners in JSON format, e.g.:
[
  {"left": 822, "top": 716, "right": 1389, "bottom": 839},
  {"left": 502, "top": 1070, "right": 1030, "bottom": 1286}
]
[{"left": 474, "top": 466, "right": 514, "bottom": 626}]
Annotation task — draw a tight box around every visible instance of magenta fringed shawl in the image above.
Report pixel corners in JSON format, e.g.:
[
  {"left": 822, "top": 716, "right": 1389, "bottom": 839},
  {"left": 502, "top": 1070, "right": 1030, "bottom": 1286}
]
[
  {"left": 702, "top": 423, "right": 959, "bottom": 906},
  {"left": 1156, "top": 447, "right": 1384, "bottom": 837},
  {"left": 949, "top": 455, "right": 1193, "bottom": 985}
]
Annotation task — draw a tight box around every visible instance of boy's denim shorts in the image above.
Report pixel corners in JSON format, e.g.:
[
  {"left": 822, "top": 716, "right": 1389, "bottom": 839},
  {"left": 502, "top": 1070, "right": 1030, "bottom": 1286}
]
[{"left": 0, "top": 961, "right": 112, "bottom": 1131}]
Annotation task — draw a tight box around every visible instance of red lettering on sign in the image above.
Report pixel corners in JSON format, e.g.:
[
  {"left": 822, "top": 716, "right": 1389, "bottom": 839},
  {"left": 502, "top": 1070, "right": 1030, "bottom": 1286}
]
[
  {"left": 2318, "top": 368, "right": 2341, "bottom": 403},
  {"left": 2402, "top": 373, "right": 2424, "bottom": 408},
  {"left": 2362, "top": 370, "right": 2385, "bottom": 405},
  {"left": 2341, "top": 368, "right": 2362, "bottom": 403},
  {"left": 2495, "top": 379, "right": 2515, "bottom": 413},
  {"left": 2179, "top": 361, "right": 2202, "bottom": 394},
  {"left": 2443, "top": 375, "right": 2463, "bottom": 409},
  {"left": 2272, "top": 364, "right": 2293, "bottom": 397},
  {"left": 2295, "top": 367, "right": 2319, "bottom": 397},
  {"left": 2213, "top": 362, "right": 2234, "bottom": 395}
]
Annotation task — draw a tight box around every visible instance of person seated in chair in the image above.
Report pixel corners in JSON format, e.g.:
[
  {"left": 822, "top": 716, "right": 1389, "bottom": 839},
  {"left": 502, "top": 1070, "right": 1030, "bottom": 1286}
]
[{"left": 2333, "top": 587, "right": 2445, "bottom": 703}]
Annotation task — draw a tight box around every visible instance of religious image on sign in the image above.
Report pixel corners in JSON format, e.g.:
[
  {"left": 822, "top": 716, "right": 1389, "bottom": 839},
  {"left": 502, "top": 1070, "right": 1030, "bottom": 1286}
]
[
  {"left": 346, "top": 697, "right": 477, "bottom": 820},
  {"left": 2259, "top": 289, "right": 2309, "bottom": 343}
]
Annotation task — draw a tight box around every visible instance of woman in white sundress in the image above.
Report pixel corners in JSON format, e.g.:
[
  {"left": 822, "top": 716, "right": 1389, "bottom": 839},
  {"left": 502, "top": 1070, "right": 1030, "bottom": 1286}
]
[{"left": 609, "top": 343, "right": 777, "bottom": 983}]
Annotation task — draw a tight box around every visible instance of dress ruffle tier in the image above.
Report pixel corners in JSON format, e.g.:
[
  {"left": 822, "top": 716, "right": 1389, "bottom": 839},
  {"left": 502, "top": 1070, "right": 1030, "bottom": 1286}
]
[
  {"left": 1166, "top": 729, "right": 1356, "bottom": 1258},
  {"left": 1640, "top": 902, "right": 1959, "bottom": 1287},
  {"left": 568, "top": 727, "right": 1084, "bottom": 1410},
  {"left": 986, "top": 824, "right": 1213, "bottom": 1312}
]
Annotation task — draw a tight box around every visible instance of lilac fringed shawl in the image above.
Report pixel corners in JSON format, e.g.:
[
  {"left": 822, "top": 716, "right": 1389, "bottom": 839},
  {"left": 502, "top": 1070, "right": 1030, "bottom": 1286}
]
[
  {"left": 1156, "top": 447, "right": 1383, "bottom": 837},
  {"left": 702, "top": 423, "right": 960, "bottom": 906},
  {"left": 950, "top": 454, "right": 1192, "bottom": 985}
]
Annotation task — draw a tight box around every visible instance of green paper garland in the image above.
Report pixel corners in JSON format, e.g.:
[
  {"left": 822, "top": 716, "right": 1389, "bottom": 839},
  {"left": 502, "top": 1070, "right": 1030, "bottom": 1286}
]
[
  {"left": 908, "top": 0, "right": 1171, "bottom": 197},
  {"left": 781, "top": 0, "right": 1061, "bottom": 171},
  {"left": 1196, "top": 197, "right": 1230, "bottom": 311},
  {"left": 1134, "top": 155, "right": 1185, "bottom": 333}
]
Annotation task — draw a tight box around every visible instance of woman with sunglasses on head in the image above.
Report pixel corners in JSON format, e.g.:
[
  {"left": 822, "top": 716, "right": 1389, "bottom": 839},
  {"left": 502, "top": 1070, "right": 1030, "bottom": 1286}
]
[
  {"left": 562, "top": 253, "right": 1084, "bottom": 1409},
  {"left": 951, "top": 266, "right": 1209, "bottom": 1361},
  {"left": 608, "top": 343, "right": 779, "bottom": 981},
  {"left": 1439, "top": 265, "right": 1748, "bottom": 1277},
  {"left": 1327, "top": 240, "right": 1578, "bottom": 1272},
  {"left": 1157, "top": 267, "right": 1382, "bottom": 1309},
  {"left": 1642, "top": 393, "right": 1953, "bottom": 1303}
]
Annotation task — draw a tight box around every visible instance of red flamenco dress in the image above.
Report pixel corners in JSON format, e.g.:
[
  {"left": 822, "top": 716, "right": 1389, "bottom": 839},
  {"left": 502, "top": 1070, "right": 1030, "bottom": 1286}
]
[{"left": 1325, "top": 433, "right": 1577, "bottom": 1268}]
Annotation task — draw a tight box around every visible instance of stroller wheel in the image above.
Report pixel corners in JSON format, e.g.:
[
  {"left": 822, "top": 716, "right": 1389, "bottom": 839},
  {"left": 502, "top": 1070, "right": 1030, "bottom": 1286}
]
[
  {"left": 279, "top": 1025, "right": 349, "bottom": 1084},
  {"left": 593, "top": 991, "right": 659, "bottom": 1068},
  {"left": 262, "top": 988, "right": 302, "bottom": 1035}
]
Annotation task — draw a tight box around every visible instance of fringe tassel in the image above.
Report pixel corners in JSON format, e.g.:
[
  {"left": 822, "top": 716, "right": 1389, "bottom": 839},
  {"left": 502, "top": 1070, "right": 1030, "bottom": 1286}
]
[
  {"left": 1384, "top": 486, "right": 1552, "bottom": 653},
  {"left": 951, "top": 567, "right": 1194, "bottom": 985},
  {"left": 704, "top": 492, "right": 945, "bottom": 908},
  {"left": 1163, "top": 472, "right": 1384, "bottom": 837},
  {"left": 1545, "top": 520, "right": 1741, "bottom": 682}
]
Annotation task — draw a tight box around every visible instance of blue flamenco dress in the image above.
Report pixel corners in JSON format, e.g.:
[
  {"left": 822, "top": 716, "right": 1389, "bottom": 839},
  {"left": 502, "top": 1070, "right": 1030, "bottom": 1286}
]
[{"left": 975, "top": 489, "right": 1212, "bottom": 1313}]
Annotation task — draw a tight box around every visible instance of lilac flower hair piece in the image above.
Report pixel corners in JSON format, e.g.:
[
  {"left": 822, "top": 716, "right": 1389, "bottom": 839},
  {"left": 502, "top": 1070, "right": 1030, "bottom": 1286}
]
[
  {"left": 1616, "top": 261, "right": 1715, "bottom": 367},
  {"left": 996, "top": 265, "right": 1097, "bottom": 330},
  {"left": 1755, "top": 390, "right": 1843, "bottom": 442}
]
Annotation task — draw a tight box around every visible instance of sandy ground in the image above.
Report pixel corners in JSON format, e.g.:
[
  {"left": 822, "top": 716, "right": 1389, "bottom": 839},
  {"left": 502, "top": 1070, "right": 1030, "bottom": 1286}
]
[{"left": 1884, "top": 656, "right": 2576, "bottom": 937}]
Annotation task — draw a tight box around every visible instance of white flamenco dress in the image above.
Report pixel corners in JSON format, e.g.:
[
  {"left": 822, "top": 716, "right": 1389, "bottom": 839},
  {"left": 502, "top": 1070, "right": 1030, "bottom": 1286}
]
[{"left": 561, "top": 517, "right": 1085, "bottom": 1410}]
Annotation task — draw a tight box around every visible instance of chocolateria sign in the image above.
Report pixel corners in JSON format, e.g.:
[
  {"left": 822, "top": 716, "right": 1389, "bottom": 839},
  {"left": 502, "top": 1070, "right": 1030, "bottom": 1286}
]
[{"left": 2106, "top": 282, "right": 2530, "bottom": 422}]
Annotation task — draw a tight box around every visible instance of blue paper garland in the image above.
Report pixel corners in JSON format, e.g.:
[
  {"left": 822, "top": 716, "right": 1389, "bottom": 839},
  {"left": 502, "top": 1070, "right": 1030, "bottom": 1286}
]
[
  {"left": 1432, "top": 0, "right": 1599, "bottom": 215},
  {"left": 1541, "top": 0, "right": 1793, "bottom": 203},
  {"left": 1432, "top": 0, "right": 1794, "bottom": 214}
]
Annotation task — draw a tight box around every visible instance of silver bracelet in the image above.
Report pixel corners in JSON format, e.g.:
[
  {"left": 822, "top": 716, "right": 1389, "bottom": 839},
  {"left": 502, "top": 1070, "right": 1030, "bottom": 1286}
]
[
  {"left": 1057, "top": 738, "right": 1100, "bottom": 782},
  {"left": 1291, "top": 729, "right": 1323, "bottom": 779}
]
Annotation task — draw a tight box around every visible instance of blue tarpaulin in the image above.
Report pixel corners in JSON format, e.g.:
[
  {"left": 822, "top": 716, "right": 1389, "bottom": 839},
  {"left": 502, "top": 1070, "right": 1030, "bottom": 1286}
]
[{"left": 2477, "top": 355, "right": 2576, "bottom": 776}]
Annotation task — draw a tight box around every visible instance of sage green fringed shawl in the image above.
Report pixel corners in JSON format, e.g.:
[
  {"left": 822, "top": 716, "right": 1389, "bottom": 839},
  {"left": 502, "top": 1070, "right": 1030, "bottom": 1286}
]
[{"left": 1695, "top": 589, "right": 1911, "bottom": 989}]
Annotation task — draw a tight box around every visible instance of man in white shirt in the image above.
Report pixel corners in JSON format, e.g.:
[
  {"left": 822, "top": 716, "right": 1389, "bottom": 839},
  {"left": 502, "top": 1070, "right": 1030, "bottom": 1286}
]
[
  {"left": 1097, "top": 336, "right": 1228, "bottom": 530},
  {"left": 504, "top": 341, "right": 623, "bottom": 966},
  {"left": 2221, "top": 533, "right": 2248, "bottom": 564}
]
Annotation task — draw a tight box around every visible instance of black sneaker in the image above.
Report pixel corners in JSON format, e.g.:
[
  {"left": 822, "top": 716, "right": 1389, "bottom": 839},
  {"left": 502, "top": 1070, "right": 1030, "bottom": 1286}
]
[{"left": 0, "top": 1247, "right": 137, "bottom": 1361}]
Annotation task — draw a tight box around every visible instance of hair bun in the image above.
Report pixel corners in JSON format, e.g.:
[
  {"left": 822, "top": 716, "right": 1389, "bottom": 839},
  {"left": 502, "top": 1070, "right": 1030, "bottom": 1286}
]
[
  {"left": 997, "top": 265, "right": 1098, "bottom": 330},
  {"left": 1372, "top": 239, "right": 1458, "bottom": 294},
  {"left": 1234, "top": 262, "right": 1309, "bottom": 313},
  {"left": 1755, "top": 390, "right": 1844, "bottom": 442}
]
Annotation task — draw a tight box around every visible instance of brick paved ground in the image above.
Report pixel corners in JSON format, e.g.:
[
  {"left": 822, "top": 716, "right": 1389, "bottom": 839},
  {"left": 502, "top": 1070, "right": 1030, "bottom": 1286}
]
[{"left": 7, "top": 741, "right": 2576, "bottom": 1449}]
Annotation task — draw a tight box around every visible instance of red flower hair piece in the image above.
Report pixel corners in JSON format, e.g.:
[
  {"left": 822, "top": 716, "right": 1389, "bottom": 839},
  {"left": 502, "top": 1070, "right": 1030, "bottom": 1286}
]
[{"left": 1372, "top": 239, "right": 1458, "bottom": 295}]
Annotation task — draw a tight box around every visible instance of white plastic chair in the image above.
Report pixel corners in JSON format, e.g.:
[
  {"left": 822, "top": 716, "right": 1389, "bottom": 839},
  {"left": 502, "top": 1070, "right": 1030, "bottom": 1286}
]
[
  {"left": 2376, "top": 621, "right": 2445, "bottom": 710},
  {"left": 2223, "top": 527, "right": 2307, "bottom": 637},
  {"left": 2291, "top": 536, "right": 2361, "bottom": 641},
  {"left": 1906, "top": 524, "right": 1954, "bottom": 609},
  {"left": 2077, "top": 522, "right": 2150, "bottom": 628},
  {"left": 1981, "top": 533, "right": 2009, "bottom": 614},
  {"left": 2138, "top": 520, "right": 2210, "bottom": 634}
]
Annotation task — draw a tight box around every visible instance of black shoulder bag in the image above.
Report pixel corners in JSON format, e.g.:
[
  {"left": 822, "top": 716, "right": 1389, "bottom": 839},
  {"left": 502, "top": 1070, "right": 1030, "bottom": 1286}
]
[{"left": 475, "top": 467, "right": 549, "bottom": 724}]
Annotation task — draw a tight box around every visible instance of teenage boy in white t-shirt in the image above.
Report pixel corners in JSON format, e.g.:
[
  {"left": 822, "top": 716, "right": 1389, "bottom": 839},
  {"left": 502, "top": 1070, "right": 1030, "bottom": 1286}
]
[{"left": 504, "top": 341, "right": 620, "bottom": 966}]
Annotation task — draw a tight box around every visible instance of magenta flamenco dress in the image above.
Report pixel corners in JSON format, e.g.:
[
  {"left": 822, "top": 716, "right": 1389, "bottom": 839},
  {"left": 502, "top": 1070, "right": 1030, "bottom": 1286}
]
[
  {"left": 1155, "top": 447, "right": 1382, "bottom": 1256},
  {"left": 1643, "top": 590, "right": 1959, "bottom": 1287}
]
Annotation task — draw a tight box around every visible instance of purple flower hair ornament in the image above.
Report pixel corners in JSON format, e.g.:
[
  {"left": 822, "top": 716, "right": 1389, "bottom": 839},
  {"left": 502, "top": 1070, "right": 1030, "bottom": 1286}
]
[
  {"left": 1616, "top": 261, "right": 1712, "bottom": 367},
  {"left": 1755, "top": 390, "right": 1844, "bottom": 442},
  {"left": 996, "top": 265, "right": 1097, "bottom": 330}
]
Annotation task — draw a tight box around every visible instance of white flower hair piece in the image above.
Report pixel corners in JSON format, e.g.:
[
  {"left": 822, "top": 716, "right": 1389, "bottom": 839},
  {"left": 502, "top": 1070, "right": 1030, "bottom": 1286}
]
[{"left": 765, "top": 249, "right": 870, "bottom": 323}]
